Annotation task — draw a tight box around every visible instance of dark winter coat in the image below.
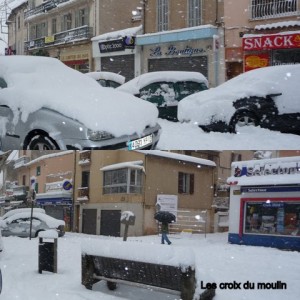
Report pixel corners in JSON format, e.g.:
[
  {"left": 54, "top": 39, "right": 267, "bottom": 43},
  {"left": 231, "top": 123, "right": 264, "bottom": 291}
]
[{"left": 161, "top": 222, "right": 169, "bottom": 234}]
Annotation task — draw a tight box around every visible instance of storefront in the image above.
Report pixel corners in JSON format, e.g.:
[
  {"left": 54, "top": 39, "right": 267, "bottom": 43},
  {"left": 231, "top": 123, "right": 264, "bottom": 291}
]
[
  {"left": 36, "top": 180, "right": 73, "bottom": 231},
  {"left": 136, "top": 25, "right": 225, "bottom": 87},
  {"left": 227, "top": 156, "right": 300, "bottom": 251},
  {"left": 59, "top": 45, "right": 91, "bottom": 73},
  {"left": 242, "top": 30, "right": 300, "bottom": 72},
  {"left": 91, "top": 26, "right": 142, "bottom": 81}
]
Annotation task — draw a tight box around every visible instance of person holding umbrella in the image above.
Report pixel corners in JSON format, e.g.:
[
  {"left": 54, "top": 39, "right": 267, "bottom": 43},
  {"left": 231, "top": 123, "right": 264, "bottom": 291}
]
[
  {"left": 154, "top": 211, "right": 176, "bottom": 245},
  {"left": 161, "top": 221, "right": 172, "bottom": 245}
]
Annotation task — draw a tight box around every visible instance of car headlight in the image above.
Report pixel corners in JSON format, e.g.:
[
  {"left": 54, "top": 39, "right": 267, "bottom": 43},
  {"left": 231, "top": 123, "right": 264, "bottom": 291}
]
[{"left": 87, "top": 129, "right": 114, "bottom": 141}]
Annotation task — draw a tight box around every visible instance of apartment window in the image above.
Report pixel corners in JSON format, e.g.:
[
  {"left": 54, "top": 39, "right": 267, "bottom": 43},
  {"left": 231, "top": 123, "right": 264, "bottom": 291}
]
[
  {"left": 103, "top": 168, "right": 142, "bottom": 194},
  {"left": 36, "top": 166, "right": 41, "bottom": 176},
  {"left": 22, "top": 175, "right": 26, "bottom": 186},
  {"left": 178, "top": 172, "right": 194, "bottom": 194},
  {"left": 75, "top": 8, "right": 89, "bottom": 27},
  {"left": 62, "top": 13, "right": 72, "bottom": 31},
  {"left": 157, "top": 0, "right": 169, "bottom": 31},
  {"left": 17, "top": 16, "right": 21, "bottom": 29},
  {"left": 51, "top": 18, "right": 57, "bottom": 35},
  {"left": 188, "top": 0, "right": 202, "bottom": 27},
  {"left": 81, "top": 171, "right": 90, "bottom": 188},
  {"left": 250, "top": 0, "right": 298, "bottom": 20}
]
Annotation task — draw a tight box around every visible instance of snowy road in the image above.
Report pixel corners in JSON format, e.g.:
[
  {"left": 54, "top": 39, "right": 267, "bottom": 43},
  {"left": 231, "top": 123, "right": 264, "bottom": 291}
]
[
  {"left": 0, "top": 232, "right": 299, "bottom": 300},
  {"left": 157, "top": 119, "right": 300, "bottom": 150}
]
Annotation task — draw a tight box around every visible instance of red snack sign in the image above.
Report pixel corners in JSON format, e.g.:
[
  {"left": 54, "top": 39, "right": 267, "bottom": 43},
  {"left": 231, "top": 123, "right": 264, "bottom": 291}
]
[{"left": 243, "top": 33, "right": 300, "bottom": 51}]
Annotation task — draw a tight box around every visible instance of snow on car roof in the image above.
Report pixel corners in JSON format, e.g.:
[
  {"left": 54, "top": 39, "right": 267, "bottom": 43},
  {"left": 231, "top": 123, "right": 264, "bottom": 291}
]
[
  {"left": 4, "top": 211, "right": 65, "bottom": 227},
  {"left": 0, "top": 208, "right": 45, "bottom": 219},
  {"left": 85, "top": 72, "right": 125, "bottom": 84},
  {"left": 117, "top": 71, "right": 209, "bottom": 95},
  {"left": 178, "top": 65, "right": 300, "bottom": 125},
  {"left": 0, "top": 56, "right": 158, "bottom": 136}
]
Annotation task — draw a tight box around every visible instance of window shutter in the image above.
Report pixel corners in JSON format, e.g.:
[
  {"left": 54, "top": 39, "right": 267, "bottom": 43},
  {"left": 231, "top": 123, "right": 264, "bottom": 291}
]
[
  {"left": 178, "top": 172, "right": 183, "bottom": 193},
  {"left": 190, "top": 174, "right": 194, "bottom": 194}
]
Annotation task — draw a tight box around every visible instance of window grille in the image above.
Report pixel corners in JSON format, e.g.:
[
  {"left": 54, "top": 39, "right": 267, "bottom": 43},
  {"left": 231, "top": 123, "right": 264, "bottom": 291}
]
[
  {"left": 188, "top": 0, "right": 202, "bottom": 27},
  {"left": 250, "top": 0, "right": 298, "bottom": 20},
  {"left": 157, "top": 0, "right": 169, "bottom": 31}
]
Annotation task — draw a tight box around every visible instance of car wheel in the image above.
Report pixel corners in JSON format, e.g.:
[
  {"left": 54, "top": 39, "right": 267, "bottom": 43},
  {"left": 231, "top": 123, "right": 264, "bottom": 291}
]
[
  {"left": 26, "top": 134, "right": 59, "bottom": 150},
  {"left": 230, "top": 111, "right": 259, "bottom": 133}
]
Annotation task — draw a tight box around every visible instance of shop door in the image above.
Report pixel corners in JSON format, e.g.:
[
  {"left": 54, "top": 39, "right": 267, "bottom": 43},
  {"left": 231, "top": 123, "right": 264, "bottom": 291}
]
[
  {"left": 101, "top": 55, "right": 135, "bottom": 81},
  {"left": 148, "top": 56, "right": 208, "bottom": 78},
  {"left": 100, "top": 210, "right": 121, "bottom": 237},
  {"left": 82, "top": 209, "right": 97, "bottom": 235}
]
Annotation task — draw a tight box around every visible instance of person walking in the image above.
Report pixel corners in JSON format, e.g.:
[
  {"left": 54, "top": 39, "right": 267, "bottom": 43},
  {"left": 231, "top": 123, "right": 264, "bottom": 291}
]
[{"left": 161, "top": 222, "right": 172, "bottom": 245}]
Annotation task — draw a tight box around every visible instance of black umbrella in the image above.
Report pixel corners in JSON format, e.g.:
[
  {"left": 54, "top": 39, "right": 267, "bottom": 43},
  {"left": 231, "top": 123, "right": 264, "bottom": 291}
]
[{"left": 154, "top": 211, "right": 176, "bottom": 223}]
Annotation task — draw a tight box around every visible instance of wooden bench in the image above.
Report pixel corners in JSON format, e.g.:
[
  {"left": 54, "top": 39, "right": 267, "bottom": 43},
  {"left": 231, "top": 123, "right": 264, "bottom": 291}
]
[{"left": 82, "top": 253, "right": 215, "bottom": 300}]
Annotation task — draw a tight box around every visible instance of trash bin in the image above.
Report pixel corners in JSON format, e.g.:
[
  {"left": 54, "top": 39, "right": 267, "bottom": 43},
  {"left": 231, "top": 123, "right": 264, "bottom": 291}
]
[{"left": 38, "top": 230, "right": 58, "bottom": 274}]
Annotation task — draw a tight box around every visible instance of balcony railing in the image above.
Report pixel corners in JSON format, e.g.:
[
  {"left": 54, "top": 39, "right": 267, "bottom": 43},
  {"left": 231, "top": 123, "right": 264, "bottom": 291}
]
[
  {"left": 14, "top": 156, "right": 30, "bottom": 169},
  {"left": 250, "top": 0, "right": 298, "bottom": 20},
  {"left": 24, "top": 25, "right": 93, "bottom": 51},
  {"left": 25, "top": 0, "right": 71, "bottom": 19},
  {"left": 79, "top": 151, "right": 91, "bottom": 165},
  {"left": 77, "top": 187, "right": 89, "bottom": 200}
]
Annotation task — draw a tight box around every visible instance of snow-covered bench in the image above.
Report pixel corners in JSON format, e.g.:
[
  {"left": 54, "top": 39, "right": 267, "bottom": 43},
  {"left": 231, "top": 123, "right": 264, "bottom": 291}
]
[{"left": 81, "top": 240, "right": 215, "bottom": 300}]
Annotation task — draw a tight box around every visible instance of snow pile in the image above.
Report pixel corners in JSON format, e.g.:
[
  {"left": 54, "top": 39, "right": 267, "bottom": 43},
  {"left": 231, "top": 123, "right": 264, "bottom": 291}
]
[
  {"left": 117, "top": 71, "right": 208, "bottom": 95},
  {"left": 0, "top": 56, "right": 158, "bottom": 137},
  {"left": 178, "top": 65, "right": 300, "bottom": 125},
  {"left": 120, "top": 211, "right": 135, "bottom": 222},
  {"left": 82, "top": 239, "right": 195, "bottom": 270},
  {"left": 85, "top": 72, "right": 125, "bottom": 85}
]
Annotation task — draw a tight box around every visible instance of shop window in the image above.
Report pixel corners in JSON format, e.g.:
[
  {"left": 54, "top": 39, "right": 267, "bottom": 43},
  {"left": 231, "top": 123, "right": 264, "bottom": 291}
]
[
  {"left": 36, "top": 166, "right": 41, "bottom": 176},
  {"left": 103, "top": 168, "right": 142, "bottom": 194},
  {"left": 272, "top": 49, "right": 300, "bottom": 66},
  {"left": 178, "top": 172, "right": 194, "bottom": 194},
  {"left": 188, "top": 0, "right": 202, "bottom": 27},
  {"left": 157, "top": 0, "right": 169, "bottom": 32},
  {"left": 245, "top": 201, "right": 300, "bottom": 236}
]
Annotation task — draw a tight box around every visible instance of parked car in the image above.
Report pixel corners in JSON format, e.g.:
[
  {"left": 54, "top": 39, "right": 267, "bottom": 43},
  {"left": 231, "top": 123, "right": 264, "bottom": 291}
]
[
  {"left": 85, "top": 72, "right": 125, "bottom": 88},
  {"left": 0, "top": 56, "right": 160, "bottom": 150},
  {"left": 178, "top": 65, "right": 300, "bottom": 134},
  {"left": 0, "top": 210, "right": 65, "bottom": 238},
  {"left": 117, "top": 71, "right": 208, "bottom": 121}
]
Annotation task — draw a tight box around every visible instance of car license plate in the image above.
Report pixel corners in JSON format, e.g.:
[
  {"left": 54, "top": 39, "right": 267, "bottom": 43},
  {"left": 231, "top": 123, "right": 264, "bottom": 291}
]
[{"left": 128, "top": 134, "right": 153, "bottom": 150}]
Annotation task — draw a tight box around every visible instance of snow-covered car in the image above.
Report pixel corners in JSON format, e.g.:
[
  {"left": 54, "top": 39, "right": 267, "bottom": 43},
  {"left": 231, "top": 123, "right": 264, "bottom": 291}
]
[
  {"left": 178, "top": 65, "right": 300, "bottom": 134},
  {"left": 0, "top": 56, "right": 160, "bottom": 150},
  {"left": 0, "top": 211, "right": 65, "bottom": 238},
  {"left": 117, "top": 71, "right": 208, "bottom": 121},
  {"left": 85, "top": 71, "right": 125, "bottom": 88}
]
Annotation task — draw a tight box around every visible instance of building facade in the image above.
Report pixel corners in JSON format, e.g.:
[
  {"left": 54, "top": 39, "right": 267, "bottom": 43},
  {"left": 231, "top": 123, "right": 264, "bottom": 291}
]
[
  {"left": 14, "top": 150, "right": 75, "bottom": 230},
  {"left": 73, "top": 150, "right": 216, "bottom": 237},
  {"left": 224, "top": 0, "right": 300, "bottom": 79}
]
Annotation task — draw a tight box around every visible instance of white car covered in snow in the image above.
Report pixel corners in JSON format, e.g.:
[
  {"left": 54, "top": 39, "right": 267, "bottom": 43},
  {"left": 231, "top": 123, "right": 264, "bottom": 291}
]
[
  {"left": 0, "top": 56, "right": 160, "bottom": 150},
  {"left": 0, "top": 210, "right": 65, "bottom": 238},
  {"left": 178, "top": 65, "right": 300, "bottom": 134}
]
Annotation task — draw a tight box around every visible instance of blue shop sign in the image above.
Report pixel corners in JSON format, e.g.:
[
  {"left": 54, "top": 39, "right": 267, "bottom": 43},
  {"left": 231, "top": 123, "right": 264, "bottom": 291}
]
[{"left": 241, "top": 186, "right": 300, "bottom": 193}]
